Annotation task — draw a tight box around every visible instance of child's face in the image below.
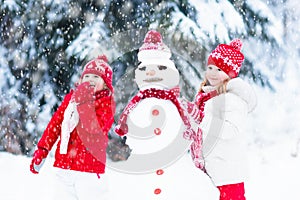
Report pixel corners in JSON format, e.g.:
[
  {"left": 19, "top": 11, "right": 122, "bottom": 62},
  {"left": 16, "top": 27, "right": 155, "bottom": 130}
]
[
  {"left": 81, "top": 73, "right": 105, "bottom": 92},
  {"left": 205, "top": 65, "right": 229, "bottom": 86}
]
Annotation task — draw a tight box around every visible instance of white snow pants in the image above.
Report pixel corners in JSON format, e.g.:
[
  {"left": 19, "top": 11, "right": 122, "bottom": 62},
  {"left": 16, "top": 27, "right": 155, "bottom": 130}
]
[{"left": 52, "top": 168, "right": 110, "bottom": 200}]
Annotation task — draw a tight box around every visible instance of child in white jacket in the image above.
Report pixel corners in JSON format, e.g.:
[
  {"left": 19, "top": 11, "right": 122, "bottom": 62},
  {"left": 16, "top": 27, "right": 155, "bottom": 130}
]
[{"left": 194, "top": 39, "right": 256, "bottom": 200}]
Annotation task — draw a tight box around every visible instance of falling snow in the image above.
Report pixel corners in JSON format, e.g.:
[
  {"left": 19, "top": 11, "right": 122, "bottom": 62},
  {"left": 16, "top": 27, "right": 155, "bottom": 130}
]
[{"left": 1, "top": 0, "right": 300, "bottom": 199}]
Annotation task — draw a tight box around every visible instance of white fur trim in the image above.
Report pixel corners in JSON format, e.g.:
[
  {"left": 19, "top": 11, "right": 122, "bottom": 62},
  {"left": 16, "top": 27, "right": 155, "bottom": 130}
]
[
  {"left": 138, "top": 59, "right": 177, "bottom": 72},
  {"left": 138, "top": 49, "right": 171, "bottom": 61}
]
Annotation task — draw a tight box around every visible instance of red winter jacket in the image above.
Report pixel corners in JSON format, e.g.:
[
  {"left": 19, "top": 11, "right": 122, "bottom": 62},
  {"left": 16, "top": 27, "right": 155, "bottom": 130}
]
[{"left": 37, "top": 89, "right": 115, "bottom": 174}]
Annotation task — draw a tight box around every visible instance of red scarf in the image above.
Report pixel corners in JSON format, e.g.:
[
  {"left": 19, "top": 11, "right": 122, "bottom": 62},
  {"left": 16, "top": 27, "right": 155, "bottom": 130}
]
[
  {"left": 94, "top": 89, "right": 111, "bottom": 99},
  {"left": 187, "top": 89, "right": 218, "bottom": 172},
  {"left": 115, "top": 87, "right": 193, "bottom": 137}
]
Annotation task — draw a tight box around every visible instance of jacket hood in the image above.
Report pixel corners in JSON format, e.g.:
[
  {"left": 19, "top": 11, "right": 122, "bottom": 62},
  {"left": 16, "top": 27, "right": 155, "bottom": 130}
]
[{"left": 226, "top": 78, "right": 257, "bottom": 113}]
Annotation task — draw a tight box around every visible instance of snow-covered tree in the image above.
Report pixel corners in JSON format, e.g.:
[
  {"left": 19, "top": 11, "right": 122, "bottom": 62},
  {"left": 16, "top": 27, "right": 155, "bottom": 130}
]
[
  {"left": 0, "top": 0, "right": 107, "bottom": 154},
  {"left": 0, "top": 0, "right": 291, "bottom": 155}
]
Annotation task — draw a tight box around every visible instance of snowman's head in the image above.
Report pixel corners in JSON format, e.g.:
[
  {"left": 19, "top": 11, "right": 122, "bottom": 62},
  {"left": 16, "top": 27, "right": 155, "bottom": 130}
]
[
  {"left": 135, "top": 30, "right": 180, "bottom": 90},
  {"left": 135, "top": 59, "right": 179, "bottom": 90}
]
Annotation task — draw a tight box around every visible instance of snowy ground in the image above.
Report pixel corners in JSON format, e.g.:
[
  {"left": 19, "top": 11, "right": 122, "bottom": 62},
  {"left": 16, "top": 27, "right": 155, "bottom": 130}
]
[
  {"left": 1, "top": 137, "right": 300, "bottom": 200},
  {"left": 2, "top": 84, "right": 300, "bottom": 200}
]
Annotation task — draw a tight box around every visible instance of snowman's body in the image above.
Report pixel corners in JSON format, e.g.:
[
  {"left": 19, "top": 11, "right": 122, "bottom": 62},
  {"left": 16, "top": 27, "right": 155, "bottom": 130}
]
[
  {"left": 126, "top": 96, "right": 183, "bottom": 154},
  {"left": 114, "top": 30, "right": 196, "bottom": 199},
  {"left": 125, "top": 96, "right": 187, "bottom": 199},
  {"left": 124, "top": 63, "right": 192, "bottom": 198}
]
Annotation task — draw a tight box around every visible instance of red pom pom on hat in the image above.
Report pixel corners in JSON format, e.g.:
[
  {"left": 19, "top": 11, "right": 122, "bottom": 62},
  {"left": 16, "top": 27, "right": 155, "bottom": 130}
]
[
  {"left": 143, "top": 30, "right": 162, "bottom": 44},
  {"left": 229, "top": 38, "right": 243, "bottom": 51},
  {"left": 96, "top": 54, "right": 108, "bottom": 63}
]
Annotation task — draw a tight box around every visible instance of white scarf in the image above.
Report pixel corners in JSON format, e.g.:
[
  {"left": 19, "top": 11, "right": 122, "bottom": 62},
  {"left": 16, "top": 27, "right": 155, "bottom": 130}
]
[{"left": 60, "top": 100, "right": 79, "bottom": 154}]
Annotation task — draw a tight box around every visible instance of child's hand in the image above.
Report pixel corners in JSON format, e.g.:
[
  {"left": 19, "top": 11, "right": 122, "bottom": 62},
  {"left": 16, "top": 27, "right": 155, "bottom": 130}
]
[
  {"left": 30, "top": 148, "right": 48, "bottom": 174},
  {"left": 74, "top": 82, "right": 95, "bottom": 104},
  {"left": 195, "top": 90, "right": 218, "bottom": 109}
]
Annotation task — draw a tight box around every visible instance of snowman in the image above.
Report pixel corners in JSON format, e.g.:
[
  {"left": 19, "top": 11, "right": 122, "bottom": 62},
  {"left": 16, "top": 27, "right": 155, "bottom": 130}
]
[{"left": 113, "top": 30, "right": 201, "bottom": 199}]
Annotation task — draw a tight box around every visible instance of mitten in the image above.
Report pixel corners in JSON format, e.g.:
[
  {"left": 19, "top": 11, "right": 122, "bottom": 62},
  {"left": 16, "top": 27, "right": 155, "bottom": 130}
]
[
  {"left": 190, "top": 141, "right": 205, "bottom": 170},
  {"left": 74, "top": 82, "right": 95, "bottom": 104},
  {"left": 77, "top": 101, "right": 100, "bottom": 135},
  {"left": 186, "top": 101, "right": 203, "bottom": 124},
  {"left": 195, "top": 90, "right": 218, "bottom": 107},
  {"left": 30, "top": 147, "right": 48, "bottom": 174},
  {"left": 189, "top": 128, "right": 206, "bottom": 172}
]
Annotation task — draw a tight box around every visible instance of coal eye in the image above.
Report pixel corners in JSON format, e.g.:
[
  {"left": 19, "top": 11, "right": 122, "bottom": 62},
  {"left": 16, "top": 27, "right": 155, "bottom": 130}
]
[
  {"left": 139, "top": 66, "right": 146, "bottom": 71},
  {"left": 158, "top": 65, "right": 167, "bottom": 70}
]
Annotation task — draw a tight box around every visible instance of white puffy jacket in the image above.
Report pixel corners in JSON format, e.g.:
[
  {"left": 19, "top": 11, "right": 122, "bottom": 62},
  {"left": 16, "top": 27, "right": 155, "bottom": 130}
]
[{"left": 200, "top": 78, "right": 257, "bottom": 186}]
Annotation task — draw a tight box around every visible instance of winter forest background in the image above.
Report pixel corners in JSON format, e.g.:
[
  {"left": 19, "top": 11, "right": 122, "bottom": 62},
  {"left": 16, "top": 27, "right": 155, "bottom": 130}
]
[{"left": 0, "top": 0, "right": 300, "bottom": 197}]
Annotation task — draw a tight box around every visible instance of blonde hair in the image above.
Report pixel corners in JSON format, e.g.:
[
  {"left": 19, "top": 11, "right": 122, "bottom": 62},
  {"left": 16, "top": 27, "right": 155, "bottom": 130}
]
[
  {"left": 217, "top": 78, "right": 230, "bottom": 94},
  {"left": 198, "top": 78, "right": 207, "bottom": 93},
  {"left": 102, "top": 83, "right": 108, "bottom": 90},
  {"left": 198, "top": 78, "right": 230, "bottom": 94}
]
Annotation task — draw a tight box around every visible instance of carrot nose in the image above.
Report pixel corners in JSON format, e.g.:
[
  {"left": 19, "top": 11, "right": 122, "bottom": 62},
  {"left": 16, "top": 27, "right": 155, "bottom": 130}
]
[{"left": 146, "top": 69, "right": 156, "bottom": 76}]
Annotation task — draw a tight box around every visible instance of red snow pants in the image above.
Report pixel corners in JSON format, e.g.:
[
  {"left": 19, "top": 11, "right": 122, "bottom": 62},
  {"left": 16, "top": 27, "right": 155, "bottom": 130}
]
[{"left": 217, "top": 182, "right": 246, "bottom": 200}]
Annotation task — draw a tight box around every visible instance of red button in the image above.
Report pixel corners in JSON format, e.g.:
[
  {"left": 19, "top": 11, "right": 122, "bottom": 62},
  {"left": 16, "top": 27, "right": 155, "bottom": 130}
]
[
  {"left": 156, "top": 169, "right": 164, "bottom": 175},
  {"left": 154, "top": 188, "right": 161, "bottom": 195},
  {"left": 152, "top": 109, "right": 159, "bottom": 116},
  {"left": 154, "top": 128, "right": 161, "bottom": 135}
]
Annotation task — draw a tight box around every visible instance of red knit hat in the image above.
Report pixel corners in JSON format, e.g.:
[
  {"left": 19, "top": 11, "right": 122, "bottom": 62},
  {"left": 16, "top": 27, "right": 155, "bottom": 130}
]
[
  {"left": 137, "top": 30, "right": 177, "bottom": 71},
  {"left": 138, "top": 30, "right": 171, "bottom": 58},
  {"left": 207, "top": 39, "right": 244, "bottom": 78},
  {"left": 80, "top": 55, "right": 113, "bottom": 92}
]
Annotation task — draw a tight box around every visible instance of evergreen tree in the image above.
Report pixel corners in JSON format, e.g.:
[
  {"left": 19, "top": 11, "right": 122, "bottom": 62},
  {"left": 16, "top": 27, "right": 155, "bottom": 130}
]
[
  {"left": 0, "top": 0, "right": 290, "bottom": 155},
  {"left": 0, "top": 0, "right": 107, "bottom": 154}
]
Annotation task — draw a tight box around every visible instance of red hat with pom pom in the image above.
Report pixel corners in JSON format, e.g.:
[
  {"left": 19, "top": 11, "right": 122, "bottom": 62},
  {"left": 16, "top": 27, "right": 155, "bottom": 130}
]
[
  {"left": 137, "top": 30, "right": 177, "bottom": 71},
  {"left": 80, "top": 55, "right": 113, "bottom": 92},
  {"left": 207, "top": 39, "right": 244, "bottom": 78}
]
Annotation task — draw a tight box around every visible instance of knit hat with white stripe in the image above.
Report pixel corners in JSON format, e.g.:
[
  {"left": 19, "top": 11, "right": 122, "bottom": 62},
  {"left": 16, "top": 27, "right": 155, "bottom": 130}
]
[{"left": 207, "top": 39, "right": 244, "bottom": 78}]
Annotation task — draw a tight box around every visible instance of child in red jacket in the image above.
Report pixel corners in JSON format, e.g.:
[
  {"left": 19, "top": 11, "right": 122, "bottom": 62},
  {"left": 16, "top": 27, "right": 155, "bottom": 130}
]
[{"left": 30, "top": 55, "right": 115, "bottom": 200}]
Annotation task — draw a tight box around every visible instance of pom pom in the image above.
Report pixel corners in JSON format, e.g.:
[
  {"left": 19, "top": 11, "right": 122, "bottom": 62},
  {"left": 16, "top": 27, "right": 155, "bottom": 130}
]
[
  {"left": 229, "top": 38, "right": 243, "bottom": 51},
  {"left": 97, "top": 54, "right": 108, "bottom": 63},
  {"left": 144, "top": 30, "right": 162, "bottom": 44}
]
